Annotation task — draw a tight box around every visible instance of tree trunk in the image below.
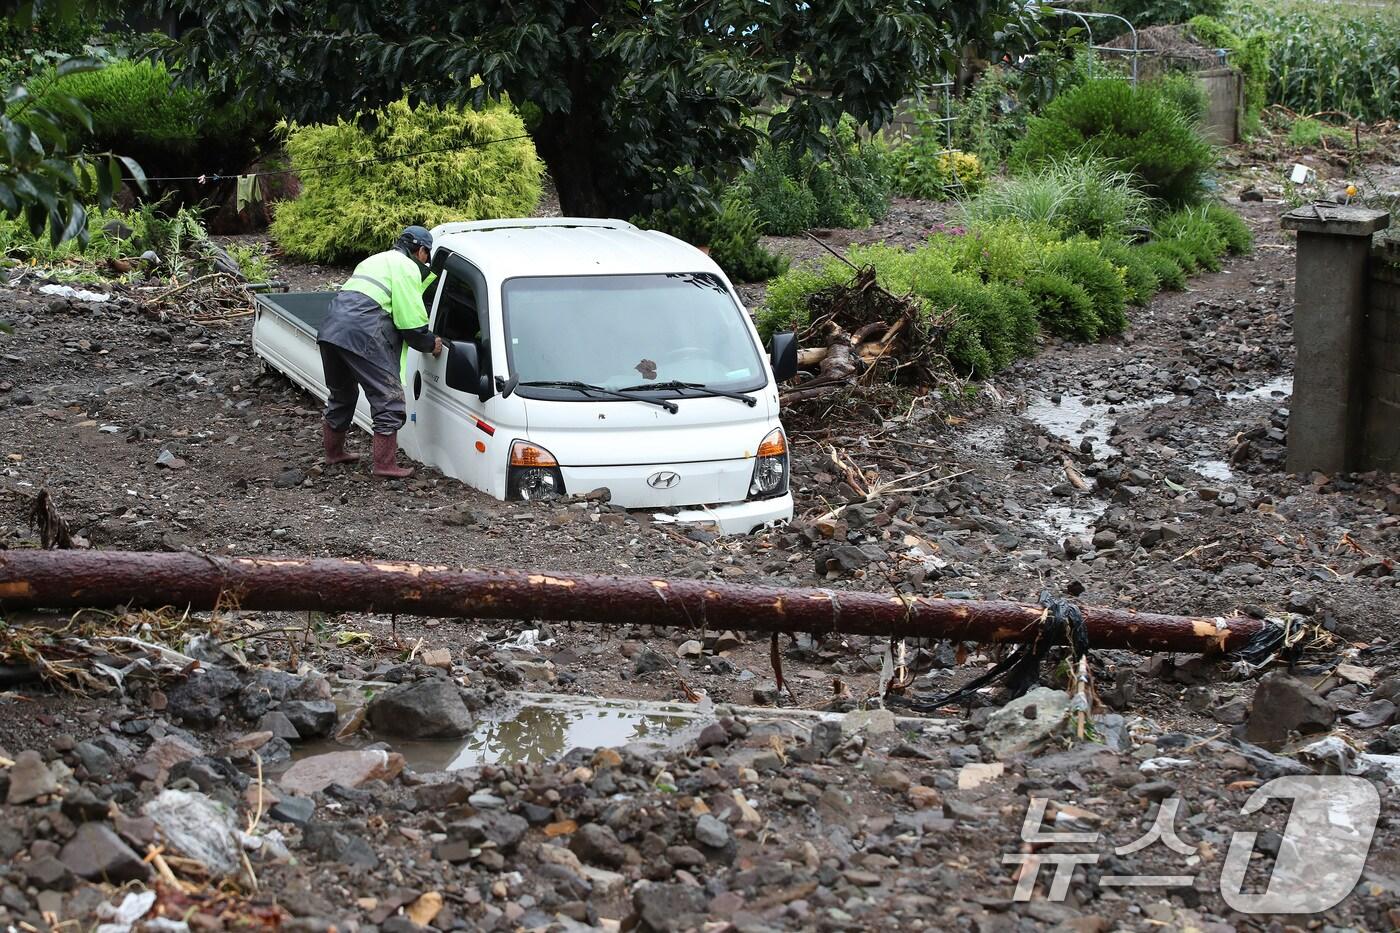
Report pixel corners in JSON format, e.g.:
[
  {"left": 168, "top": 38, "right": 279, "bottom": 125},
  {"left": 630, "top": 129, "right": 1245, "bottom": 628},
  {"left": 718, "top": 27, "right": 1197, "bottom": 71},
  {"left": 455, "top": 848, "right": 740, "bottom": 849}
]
[{"left": 0, "top": 550, "right": 1267, "bottom": 655}]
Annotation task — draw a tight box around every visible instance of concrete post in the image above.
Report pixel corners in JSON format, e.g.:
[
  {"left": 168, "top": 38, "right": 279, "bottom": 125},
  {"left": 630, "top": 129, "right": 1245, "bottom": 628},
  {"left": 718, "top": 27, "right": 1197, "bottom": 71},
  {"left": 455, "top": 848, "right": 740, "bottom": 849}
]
[{"left": 1280, "top": 205, "right": 1390, "bottom": 475}]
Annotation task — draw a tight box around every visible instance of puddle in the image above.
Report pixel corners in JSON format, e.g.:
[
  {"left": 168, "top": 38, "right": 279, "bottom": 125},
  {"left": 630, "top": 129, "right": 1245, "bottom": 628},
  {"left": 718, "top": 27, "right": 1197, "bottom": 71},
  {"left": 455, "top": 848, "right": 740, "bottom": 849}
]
[
  {"left": 1033, "top": 501, "right": 1109, "bottom": 538},
  {"left": 299, "top": 692, "right": 700, "bottom": 774},
  {"left": 1226, "top": 376, "right": 1292, "bottom": 403},
  {"left": 1023, "top": 394, "right": 1173, "bottom": 459},
  {"left": 1191, "top": 459, "right": 1237, "bottom": 483}
]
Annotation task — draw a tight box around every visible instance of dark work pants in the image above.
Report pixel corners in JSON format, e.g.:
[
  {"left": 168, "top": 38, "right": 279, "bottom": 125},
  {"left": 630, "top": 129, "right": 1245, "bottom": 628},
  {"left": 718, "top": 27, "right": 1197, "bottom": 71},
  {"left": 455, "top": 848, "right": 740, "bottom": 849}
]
[{"left": 319, "top": 342, "right": 406, "bottom": 435}]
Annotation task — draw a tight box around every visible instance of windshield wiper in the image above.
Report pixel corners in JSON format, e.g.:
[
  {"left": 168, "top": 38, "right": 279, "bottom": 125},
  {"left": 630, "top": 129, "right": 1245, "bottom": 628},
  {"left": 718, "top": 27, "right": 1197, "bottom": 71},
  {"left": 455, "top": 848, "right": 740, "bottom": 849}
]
[
  {"left": 517, "top": 380, "right": 678, "bottom": 413},
  {"left": 616, "top": 380, "right": 757, "bottom": 407}
]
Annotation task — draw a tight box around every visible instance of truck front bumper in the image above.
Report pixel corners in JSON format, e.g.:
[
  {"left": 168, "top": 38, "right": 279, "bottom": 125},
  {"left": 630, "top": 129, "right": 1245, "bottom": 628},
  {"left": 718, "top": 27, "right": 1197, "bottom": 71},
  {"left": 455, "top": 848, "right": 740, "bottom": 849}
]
[{"left": 649, "top": 493, "right": 794, "bottom": 536}]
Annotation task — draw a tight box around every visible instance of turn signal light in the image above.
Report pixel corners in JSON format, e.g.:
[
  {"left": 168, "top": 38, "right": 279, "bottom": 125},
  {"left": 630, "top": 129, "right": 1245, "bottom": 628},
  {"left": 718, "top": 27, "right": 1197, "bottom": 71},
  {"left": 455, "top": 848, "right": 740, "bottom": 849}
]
[
  {"left": 510, "top": 440, "right": 558, "bottom": 467},
  {"left": 756, "top": 430, "right": 787, "bottom": 458}
]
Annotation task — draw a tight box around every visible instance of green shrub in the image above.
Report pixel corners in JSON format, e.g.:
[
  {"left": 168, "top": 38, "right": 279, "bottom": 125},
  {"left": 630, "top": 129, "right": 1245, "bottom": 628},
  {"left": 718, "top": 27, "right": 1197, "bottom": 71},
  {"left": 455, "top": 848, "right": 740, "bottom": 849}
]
[
  {"left": 1135, "top": 243, "right": 1189, "bottom": 289},
  {"left": 1097, "top": 241, "right": 1160, "bottom": 305},
  {"left": 29, "top": 58, "right": 266, "bottom": 177},
  {"left": 1013, "top": 78, "right": 1216, "bottom": 207},
  {"left": 1203, "top": 202, "right": 1253, "bottom": 254},
  {"left": 961, "top": 157, "right": 1149, "bottom": 241},
  {"left": 1024, "top": 272, "right": 1101, "bottom": 341},
  {"left": 735, "top": 115, "right": 894, "bottom": 235},
  {"left": 1044, "top": 239, "right": 1129, "bottom": 333},
  {"left": 1188, "top": 15, "right": 1269, "bottom": 130},
  {"left": 1150, "top": 237, "right": 1201, "bottom": 275},
  {"left": 1151, "top": 72, "right": 1209, "bottom": 124},
  {"left": 636, "top": 194, "right": 789, "bottom": 284},
  {"left": 1156, "top": 207, "right": 1227, "bottom": 271},
  {"left": 1285, "top": 116, "right": 1350, "bottom": 149},
  {"left": 271, "top": 98, "right": 543, "bottom": 263},
  {"left": 895, "top": 143, "right": 985, "bottom": 200}
]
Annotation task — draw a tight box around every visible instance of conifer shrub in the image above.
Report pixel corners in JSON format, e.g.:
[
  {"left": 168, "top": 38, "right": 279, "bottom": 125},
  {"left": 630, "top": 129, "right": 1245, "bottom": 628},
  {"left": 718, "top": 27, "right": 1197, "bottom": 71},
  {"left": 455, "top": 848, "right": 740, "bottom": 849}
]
[
  {"left": 1044, "top": 239, "right": 1129, "bottom": 334},
  {"left": 1203, "top": 202, "right": 1253, "bottom": 254},
  {"left": 1023, "top": 272, "right": 1101, "bottom": 342},
  {"left": 1097, "top": 241, "right": 1160, "bottom": 306},
  {"left": 734, "top": 115, "right": 894, "bottom": 235},
  {"left": 271, "top": 99, "right": 543, "bottom": 263},
  {"left": 1013, "top": 78, "right": 1216, "bottom": 207}
]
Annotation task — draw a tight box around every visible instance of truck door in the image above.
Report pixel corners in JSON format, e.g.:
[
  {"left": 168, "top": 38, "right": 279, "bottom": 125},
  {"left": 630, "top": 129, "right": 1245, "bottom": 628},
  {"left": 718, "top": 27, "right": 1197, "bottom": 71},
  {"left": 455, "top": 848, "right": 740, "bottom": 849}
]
[{"left": 410, "top": 253, "right": 497, "bottom": 494}]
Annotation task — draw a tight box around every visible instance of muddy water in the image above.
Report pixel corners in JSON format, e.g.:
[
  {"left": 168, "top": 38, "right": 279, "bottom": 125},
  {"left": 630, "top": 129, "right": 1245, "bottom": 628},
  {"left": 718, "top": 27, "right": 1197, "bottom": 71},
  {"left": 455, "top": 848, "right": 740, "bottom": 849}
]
[
  {"left": 1022, "top": 394, "right": 1175, "bottom": 460},
  {"left": 297, "top": 692, "right": 700, "bottom": 773}
]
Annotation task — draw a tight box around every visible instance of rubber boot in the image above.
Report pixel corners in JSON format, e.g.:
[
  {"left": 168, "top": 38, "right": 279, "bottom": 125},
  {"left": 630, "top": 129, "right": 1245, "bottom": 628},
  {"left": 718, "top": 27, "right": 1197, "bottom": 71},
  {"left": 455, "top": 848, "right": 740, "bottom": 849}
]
[
  {"left": 322, "top": 422, "right": 359, "bottom": 464},
  {"left": 371, "top": 432, "right": 413, "bottom": 478}
]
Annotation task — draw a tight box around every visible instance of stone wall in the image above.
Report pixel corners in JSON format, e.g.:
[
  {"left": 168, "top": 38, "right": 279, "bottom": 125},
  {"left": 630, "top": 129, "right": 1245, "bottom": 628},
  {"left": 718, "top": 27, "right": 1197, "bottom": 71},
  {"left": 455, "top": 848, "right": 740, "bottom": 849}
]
[{"left": 1363, "top": 241, "right": 1400, "bottom": 471}]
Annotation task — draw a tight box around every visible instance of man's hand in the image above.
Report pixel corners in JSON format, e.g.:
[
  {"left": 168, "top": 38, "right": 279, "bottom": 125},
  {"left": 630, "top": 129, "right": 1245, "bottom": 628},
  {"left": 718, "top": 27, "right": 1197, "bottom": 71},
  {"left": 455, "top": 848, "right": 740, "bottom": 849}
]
[{"left": 432, "top": 336, "right": 444, "bottom": 358}]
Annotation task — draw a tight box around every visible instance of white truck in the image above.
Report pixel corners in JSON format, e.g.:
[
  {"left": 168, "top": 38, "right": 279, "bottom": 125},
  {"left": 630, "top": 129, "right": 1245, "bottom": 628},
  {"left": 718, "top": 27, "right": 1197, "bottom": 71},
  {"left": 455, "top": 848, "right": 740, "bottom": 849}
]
[{"left": 251, "top": 218, "right": 799, "bottom": 534}]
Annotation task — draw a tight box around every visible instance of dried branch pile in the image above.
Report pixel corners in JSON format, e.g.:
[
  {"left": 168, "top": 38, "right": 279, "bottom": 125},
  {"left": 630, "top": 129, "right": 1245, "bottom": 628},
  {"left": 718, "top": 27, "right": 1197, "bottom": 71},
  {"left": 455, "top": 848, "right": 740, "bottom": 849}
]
[{"left": 782, "top": 266, "right": 952, "bottom": 409}]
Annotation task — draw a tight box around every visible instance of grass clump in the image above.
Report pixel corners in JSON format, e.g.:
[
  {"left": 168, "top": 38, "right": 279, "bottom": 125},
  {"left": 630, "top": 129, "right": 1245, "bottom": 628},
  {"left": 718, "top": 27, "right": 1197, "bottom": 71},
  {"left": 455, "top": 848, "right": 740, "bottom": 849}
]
[{"left": 961, "top": 157, "right": 1150, "bottom": 242}]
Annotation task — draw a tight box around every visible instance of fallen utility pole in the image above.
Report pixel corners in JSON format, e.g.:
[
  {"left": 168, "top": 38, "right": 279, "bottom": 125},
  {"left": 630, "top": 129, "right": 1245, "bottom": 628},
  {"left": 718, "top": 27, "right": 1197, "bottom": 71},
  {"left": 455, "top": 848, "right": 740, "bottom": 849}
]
[{"left": 0, "top": 550, "right": 1269, "bottom": 655}]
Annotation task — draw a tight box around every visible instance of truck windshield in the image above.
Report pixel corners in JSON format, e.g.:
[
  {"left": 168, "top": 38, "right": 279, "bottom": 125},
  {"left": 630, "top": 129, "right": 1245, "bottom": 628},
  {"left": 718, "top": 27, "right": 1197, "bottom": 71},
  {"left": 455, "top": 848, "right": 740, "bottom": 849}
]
[{"left": 502, "top": 273, "right": 766, "bottom": 395}]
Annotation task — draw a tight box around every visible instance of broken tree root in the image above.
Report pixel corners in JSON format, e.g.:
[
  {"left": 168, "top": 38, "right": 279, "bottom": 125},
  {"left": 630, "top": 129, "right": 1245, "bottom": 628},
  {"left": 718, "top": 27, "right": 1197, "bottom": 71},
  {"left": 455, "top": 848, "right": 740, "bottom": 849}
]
[{"left": 0, "top": 550, "right": 1279, "bottom": 655}]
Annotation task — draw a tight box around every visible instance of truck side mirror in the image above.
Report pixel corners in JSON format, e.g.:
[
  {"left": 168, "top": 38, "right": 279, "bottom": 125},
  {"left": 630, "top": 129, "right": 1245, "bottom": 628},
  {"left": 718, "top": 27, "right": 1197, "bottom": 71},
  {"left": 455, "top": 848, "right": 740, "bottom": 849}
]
[
  {"left": 445, "top": 340, "right": 493, "bottom": 402},
  {"left": 769, "top": 332, "right": 798, "bottom": 383}
]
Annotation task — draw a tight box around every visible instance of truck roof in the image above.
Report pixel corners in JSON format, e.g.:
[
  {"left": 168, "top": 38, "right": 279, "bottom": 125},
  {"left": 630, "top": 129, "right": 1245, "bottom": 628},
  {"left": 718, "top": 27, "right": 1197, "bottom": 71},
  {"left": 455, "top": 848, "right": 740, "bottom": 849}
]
[{"left": 430, "top": 218, "right": 725, "bottom": 282}]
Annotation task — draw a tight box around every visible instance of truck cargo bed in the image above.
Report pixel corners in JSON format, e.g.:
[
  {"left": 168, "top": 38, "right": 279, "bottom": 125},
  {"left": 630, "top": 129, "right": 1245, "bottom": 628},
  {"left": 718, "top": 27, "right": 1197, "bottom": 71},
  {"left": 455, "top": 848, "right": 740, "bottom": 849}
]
[{"left": 254, "top": 291, "right": 335, "bottom": 338}]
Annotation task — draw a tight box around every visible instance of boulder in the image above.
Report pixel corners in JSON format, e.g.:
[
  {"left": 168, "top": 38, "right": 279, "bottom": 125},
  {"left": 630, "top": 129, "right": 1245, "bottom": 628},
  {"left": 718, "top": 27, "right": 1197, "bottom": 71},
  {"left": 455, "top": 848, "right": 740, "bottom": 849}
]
[
  {"left": 1245, "top": 672, "right": 1336, "bottom": 748},
  {"left": 366, "top": 680, "right": 472, "bottom": 739},
  {"left": 277, "top": 749, "right": 406, "bottom": 795},
  {"left": 983, "top": 687, "right": 1072, "bottom": 758},
  {"left": 59, "top": 823, "right": 150, "bottom": 883}
]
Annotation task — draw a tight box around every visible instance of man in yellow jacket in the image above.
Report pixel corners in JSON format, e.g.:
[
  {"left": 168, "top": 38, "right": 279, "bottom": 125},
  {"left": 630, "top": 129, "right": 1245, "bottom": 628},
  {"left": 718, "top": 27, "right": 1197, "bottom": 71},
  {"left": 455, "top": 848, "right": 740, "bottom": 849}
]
[{"left": 316, "top": 226, "right": 441, "bottom": 478}]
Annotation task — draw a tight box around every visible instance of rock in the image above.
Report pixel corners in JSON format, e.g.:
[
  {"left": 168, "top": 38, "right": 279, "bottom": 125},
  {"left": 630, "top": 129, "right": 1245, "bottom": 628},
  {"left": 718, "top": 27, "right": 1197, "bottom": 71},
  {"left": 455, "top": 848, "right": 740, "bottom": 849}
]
[
  {"left": 366, "top": 679, "right": 472, "bottom": 738},
  {"left": 908, "top": 785, "right": 942, "bottom": 810},
  {"left": 570, "top": 822, "right": 626, "bottom": 868},
  {"left": 166, "top": 667, "right": 242, "bottom": 727},
  {"left": 272, "top": 468, "right": 305, "bottom": 488},
  {"left": 256, "top": 711, "right": 302, "bottom": 741},
  {"left": 957, "top": 762, "right": 1005, "bottom": 789},
  {"left": 693, "top": 814, "right": 729, "bottom": 849},
  {"left": 818, "top": 544, "right": 871, "bottom": 575},
  {"left": 136, "top": 734, "right": 204, "bottom": 784},
  {"left": 61, "top": 787, "right": 108, "bottom": 822},
  {"left": 278, "top": 749, "right": 405, "bottom": 795},
  {"left": 27, "top": 856, "right": 73, "bottom": 891},
  {"left": 278, "top": 699, "right": 339, "bottom": 739},
  {"left": 420, "top": 648, "right": 453, "bottom": 669},
  {"left": 59, "top": 822, "right": 150, "bottom": 882},
  {"left": 874, "top": 769, "right": 912, "bottom": 793},
  {"left": 632, "top": 649, "right": 669, "bottom": 675},
  {"left": 1344, "top": 699, "right": 1396, "bottom": 730},
  {"left": 143, "top": 790, "right": 242, "bottom": 878},
  {"left": 449, "top": 811, "right": 529, "bottom": 854},
  {"left": 676, "top": 640, "right": 703, "bottom": 659},
  {"left": 269, "top": 796, "right": 315, "bottom": 825},
  {"left": 1245, "top": 672, "right": 1336, "bottom": 748},
  {"left": 1211, "top": 696, "right": 1250, "bottom": 725},
  {"left": 841, "top": 707, "right": 896, "bottom": 736},
  {"left": 1140, "top": 524, "right": 1182, "bottom": 549},
  {"left": 302, "top": 822, "right": 380, "bottom": 869},
  {"left": 73, "top": 741, "right": 114, "bottom": 776},
  {"left": 6, "top": 750, "right": 59, "bottom": 804},
  {"left": 695, "top": 722, "right": 728, "bottom": 750},
  {"left": 982, "top": 687, "right": 1072, "bottom": 758},
  {"left": 632, "top": 882, "right": 708, "bottom": 933},
  {"left": 155, "top": 448, "right": 186, "bottom": 470}
]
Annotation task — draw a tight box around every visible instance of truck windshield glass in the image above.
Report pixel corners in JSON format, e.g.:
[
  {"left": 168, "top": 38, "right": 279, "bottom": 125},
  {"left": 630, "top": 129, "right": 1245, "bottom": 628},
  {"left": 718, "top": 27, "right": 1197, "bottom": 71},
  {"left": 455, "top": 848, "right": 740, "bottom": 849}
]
[{"left": 502, "top": 273, "right": 765, "bottom": 394}]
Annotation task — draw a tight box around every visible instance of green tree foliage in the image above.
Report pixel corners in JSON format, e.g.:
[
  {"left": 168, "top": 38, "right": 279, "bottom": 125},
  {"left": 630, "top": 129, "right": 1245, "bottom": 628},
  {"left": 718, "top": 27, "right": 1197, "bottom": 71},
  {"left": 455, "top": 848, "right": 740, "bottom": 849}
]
[
  {"left": 1, "top": 59, "right": 144, "bottom": 246},
  {"left": 1186, "top": 16, "right": 1268, "bottom": 130},
  {"left": 1090, "top": 0, "right": 1224, "bottom": 30},
  {"left": 1013, "top": 78, "right": 1215, "bottom": 206},
  {"left": 634, "top": 193, "right": 788, "bottom": 284},
  {"left": 1151, "top": 71, "right": 1209, "bottom": 124},
  {"left": 270, "top": 99, "right": 543, "bottom": 263},
  {"left": 143, "top": 0, "right": 1032, "bottom": 217}
]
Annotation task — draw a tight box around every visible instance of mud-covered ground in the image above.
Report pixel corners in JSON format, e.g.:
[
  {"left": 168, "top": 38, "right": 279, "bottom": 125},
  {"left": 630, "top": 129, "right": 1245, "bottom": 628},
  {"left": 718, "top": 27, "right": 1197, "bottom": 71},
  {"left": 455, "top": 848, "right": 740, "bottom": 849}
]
[{"left": 3, "top": 191, "right": 1400, "bottom": 932}]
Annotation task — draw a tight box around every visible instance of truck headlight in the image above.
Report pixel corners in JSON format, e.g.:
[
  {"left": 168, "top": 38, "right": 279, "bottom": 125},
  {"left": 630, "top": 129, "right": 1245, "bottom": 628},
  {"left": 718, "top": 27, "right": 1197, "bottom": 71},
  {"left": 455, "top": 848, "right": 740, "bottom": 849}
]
[
  {"left": 508, "top": 440, "right": 566, "bottom": 502},
  {"left": 749, "top": 428, "right": 789, "bottom": 499}
]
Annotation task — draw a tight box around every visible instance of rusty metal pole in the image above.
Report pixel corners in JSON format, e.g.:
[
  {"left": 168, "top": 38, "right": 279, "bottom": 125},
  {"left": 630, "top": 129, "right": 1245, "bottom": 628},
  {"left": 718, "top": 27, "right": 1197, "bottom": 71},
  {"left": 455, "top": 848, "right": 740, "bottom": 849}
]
[{"left": 0, "top": 550, "right": 1265, "bottom": 654}]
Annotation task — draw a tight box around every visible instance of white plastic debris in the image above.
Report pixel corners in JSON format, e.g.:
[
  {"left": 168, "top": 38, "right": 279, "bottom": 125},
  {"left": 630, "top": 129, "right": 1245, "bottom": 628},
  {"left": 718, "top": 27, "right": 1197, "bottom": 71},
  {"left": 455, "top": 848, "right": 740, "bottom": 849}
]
[
  {"left": 1297, "top": 735, "right": 1358, "bottom": 774},
  {"left": 1138, "top": 756, "right": 1195, "bottom": 773},
  {"left": 143, "top": 789, "right": 242, "bottom": 877},
  {"left": 1289, "top": 163, "right": 1315, "bottom": 185},
  {"left": 499, "top": 628, "right": 553, "bottom": 653},
  {"left": 95, "top": 890, "right": 156, "bottom": 933},
  {"left": 38, "top": 283, "right": 110, "bottom": 303}
]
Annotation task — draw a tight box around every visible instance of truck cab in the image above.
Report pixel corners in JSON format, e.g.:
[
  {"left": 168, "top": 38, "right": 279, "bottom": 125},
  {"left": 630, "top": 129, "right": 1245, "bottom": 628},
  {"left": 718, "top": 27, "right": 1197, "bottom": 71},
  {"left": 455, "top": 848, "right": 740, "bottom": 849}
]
[{"left": 252, "top": 218, "right": 798, "bottom": 534}]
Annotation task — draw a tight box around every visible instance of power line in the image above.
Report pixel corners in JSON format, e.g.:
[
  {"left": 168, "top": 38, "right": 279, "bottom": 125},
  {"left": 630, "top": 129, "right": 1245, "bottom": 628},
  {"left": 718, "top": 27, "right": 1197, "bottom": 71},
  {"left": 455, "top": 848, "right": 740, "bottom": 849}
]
[{"left": 138, "top": 133, "right": 535, "bottom": 183}]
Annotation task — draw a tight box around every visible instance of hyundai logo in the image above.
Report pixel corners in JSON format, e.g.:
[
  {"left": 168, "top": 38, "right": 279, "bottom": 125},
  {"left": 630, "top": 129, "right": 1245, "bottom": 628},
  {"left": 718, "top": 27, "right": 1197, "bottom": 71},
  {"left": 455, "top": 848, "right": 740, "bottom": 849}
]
[{"left": 647, "top": 471, "right": 681, "bottom": 489}]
